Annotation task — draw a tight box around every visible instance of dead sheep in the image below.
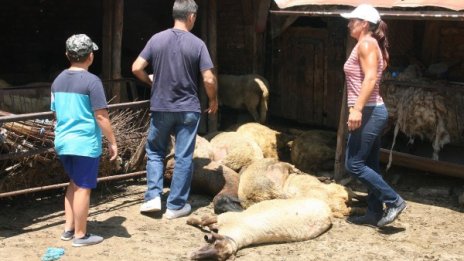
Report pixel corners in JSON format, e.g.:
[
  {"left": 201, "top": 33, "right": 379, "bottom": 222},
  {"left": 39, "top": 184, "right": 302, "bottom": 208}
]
[
  {"left": 233, "top": 122, "right": 292, "bottom": 159},
  {"left": 188, "top": 198, "right": 332, "bottom": 261},
  {"left": 164, "top": 135, "right": 242, "bottom": 214},
  {"left": 218, "top": 74, "right": 269, "bottom": 123},
  {"left": 238, "top": 158, "right": 359, "bottom": 218},
  {"left": 209, "top": 131, "right": 263, "bottom": 172},
  {"left": 290, "top": 130, "right": 336, "bottom": 173}
]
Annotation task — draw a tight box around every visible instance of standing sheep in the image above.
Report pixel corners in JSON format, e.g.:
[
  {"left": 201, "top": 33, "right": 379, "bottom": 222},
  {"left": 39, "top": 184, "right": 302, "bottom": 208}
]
[
  {"left": 188, "top": 198, "right": 332, "bottom": 261},
  {"left": 218, "top": 74, "right": 269, "bottom": 123}
]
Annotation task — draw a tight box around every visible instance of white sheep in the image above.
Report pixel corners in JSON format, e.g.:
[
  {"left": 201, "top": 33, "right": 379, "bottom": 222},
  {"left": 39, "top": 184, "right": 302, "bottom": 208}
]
[
  {"left": 218, "top": 74, "right": 269, "bottom": 123},
  {"left": 238, "top": 158, "right": 360, "bottom": 218},
  {"left": 164, "top": 135, "right": 242, "bottom": 214},
  {"left": 209, "top": 131, "right": 263, "bottom": 172},
  {"left": 233, "top": 122, "right": 292, "bottom": 159},
  {"left": 188, "top": 198, "right": 332, "bottom": 261},
  {"left": 381, "top": 80, "right": 464, "bottom": 161}
]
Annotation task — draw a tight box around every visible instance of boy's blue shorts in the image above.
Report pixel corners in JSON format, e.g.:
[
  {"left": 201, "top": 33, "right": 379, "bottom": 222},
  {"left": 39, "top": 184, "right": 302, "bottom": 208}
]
[{"left": 59, "top": 155, "right": 100, "bottom": 189}]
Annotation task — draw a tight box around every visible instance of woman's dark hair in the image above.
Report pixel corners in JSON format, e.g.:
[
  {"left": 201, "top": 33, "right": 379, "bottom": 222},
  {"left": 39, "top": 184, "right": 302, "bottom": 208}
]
[
  {"left": 369, "top": 20, "right": 389, "bottom": 66},
  {"left": 172, "top": 0, "right": 198, "bottom": 21}
]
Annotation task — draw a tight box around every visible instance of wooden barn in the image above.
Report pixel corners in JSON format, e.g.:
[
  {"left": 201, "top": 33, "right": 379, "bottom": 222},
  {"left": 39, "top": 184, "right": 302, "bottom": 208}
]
[{"left": 1, "top": 0, "right": 464, "bottom": 191}]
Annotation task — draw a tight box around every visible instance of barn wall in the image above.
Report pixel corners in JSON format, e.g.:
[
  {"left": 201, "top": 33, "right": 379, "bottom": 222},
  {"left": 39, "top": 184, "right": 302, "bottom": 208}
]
[
  {"left": 269, "top": 17, "right": 346, "bottom": 129},
  {"left": 217, "top": 0, "right": 254, "bottom": 74},
  {"left": 385, "top": 19, "right": 464, "bottom": 82},
  {"left": 0, "top": 0, "right": 102, "bottom": 85}
]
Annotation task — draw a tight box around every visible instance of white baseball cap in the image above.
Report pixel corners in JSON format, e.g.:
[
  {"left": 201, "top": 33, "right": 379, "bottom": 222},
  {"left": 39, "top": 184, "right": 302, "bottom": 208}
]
[{"left": 340, "top": 4, "right": 381, "bottom": 24}]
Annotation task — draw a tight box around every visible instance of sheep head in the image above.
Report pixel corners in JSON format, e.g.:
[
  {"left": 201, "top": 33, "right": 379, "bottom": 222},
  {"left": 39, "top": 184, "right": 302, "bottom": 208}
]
[{"left": 190, "top": 233, "right": 237, "bottom": 261}]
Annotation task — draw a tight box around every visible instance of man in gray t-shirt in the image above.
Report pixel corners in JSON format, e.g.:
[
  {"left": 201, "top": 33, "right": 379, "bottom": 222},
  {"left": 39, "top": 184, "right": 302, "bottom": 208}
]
[{"left": 132, "top": 0, "right": 218, "bottom": 219}]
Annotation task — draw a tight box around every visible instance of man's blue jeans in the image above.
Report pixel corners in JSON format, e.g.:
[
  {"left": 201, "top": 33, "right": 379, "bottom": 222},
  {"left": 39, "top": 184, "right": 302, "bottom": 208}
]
[
  {"left": 145, "top": 111, "right": 200, "bottom": 210},
  {"left": 345, "top": 104, "right": 403, "bottom": 217}
]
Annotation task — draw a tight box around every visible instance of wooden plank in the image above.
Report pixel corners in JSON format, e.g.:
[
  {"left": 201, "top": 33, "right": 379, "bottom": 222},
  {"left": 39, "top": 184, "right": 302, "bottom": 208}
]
[
  {"left": 421, "top": 21, "right": 441, "bottom": 66},
  {"left": 379, "top": 149, "right": 464, "bottom": 179},
  {"left": 313, "top": 40, "right": 325, "bottom": 125}
]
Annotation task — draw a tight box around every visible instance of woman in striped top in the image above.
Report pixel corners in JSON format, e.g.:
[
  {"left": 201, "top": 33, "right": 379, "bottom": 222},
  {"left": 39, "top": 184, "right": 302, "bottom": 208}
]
[{"left": 341, "top": 4, "right": 406, "bottom": 228}]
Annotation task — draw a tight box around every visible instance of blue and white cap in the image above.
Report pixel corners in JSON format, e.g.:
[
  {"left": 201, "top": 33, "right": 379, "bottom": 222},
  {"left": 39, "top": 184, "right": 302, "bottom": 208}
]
[{"left": 66, "top": 34, "right": 99, "bottom": 56}]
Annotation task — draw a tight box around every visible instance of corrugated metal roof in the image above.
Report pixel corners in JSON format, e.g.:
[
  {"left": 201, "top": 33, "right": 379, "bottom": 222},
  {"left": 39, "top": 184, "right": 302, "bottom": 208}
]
[{"left": 274, "top": 0, "right": 464, "bottom": 11}]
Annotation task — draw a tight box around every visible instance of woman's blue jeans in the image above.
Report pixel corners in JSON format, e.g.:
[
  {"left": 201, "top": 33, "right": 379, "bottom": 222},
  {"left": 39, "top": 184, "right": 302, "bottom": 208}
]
[
  {"left": 345, "top": 105, "right": 403, "bottom": 217},
  {"left": 145, "top": 111, "right": 200, "bottom": 210}
]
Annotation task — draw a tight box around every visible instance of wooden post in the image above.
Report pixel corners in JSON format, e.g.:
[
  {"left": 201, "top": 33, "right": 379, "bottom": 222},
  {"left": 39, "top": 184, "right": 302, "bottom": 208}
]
[
  {"left": 334, "top": 37, "right": 356, "bottom": 181},
  {"left": 102, "top": 0, "right": 114, "bottom": 82},
  {"left": 207, "top": 0, "right": 218, "bottom": 133},
  {"left": 111, "top": 0, "right": 124, "bottom": 103},
  {"left": 254, "top": 0, "right": 271, "bottom": 74},
  {"left": 101, "top": 0, "right": 124, "bottom": 104},
  {"left": 198, "top": 0, "right": 209, "bottom": 134}
]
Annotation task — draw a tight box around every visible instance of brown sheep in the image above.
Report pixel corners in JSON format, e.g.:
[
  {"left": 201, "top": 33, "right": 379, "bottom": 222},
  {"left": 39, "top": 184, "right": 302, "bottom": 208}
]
[
  {"left": 238, "top": 158, "right": 360, "bottom": 218},
  {"left": 188, "top": 198, "right": 332, "bottom": 261},
  {"left": 164, "top": 135, "right": 242, "bottom": 214},
  {"left": 290, "top": 130, "right": 337, "bottom": 173},
  {"left": 218, "top": 74, "right": 269, "bottom": 123}
]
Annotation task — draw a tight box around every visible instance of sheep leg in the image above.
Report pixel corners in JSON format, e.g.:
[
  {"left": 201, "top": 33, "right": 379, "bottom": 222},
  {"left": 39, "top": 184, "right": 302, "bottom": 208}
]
[{"left": 244, "top": 100, "right": 260, "bottom": 122}]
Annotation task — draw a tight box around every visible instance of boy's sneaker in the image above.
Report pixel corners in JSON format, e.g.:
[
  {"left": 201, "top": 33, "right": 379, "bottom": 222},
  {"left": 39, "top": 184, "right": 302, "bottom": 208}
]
[
  {"left": 72, "top": 234, "right": 103, "bottom": 247},
  {"left": 140, "top": 196, "right": 161, "bottom": 212},
  {"left": 60, "top": 229, "right": 75, "bottom": 241},
  {"left": 164, "top": 203, "right": 192, "bottom": 219}
]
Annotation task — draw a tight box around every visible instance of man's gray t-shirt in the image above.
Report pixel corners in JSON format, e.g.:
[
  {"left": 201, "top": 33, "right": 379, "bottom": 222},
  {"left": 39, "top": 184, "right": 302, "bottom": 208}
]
[{"left": 139, "top": 28, "right": 214, "bottom": 113}]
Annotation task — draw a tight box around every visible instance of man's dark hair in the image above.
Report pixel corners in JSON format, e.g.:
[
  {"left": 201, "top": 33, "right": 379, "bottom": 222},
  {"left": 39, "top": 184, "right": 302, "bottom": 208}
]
[
  {"left": 66, "top": 52, "right": 90, "bottom": 63},
  {"left": 172, "top": 0, "right": 198, "bottom": 21}
]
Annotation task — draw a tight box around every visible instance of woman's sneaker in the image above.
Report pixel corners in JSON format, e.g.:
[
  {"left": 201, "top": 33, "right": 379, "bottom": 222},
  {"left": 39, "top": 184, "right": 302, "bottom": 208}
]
[
  {"left": 140, "top": 197, "right": 161, "bottom": 213},
  {"left": 377, "top": 201, "right": 407, "bottom": 227},
  {"left": 72, "top": 234, "right": 103, "bottom": 247},
  {"left": 60, "top": 229, "right": 75, "bottom": 241},
  {"left": 164, "top": 203, "right": 191, "bottom": 219}
]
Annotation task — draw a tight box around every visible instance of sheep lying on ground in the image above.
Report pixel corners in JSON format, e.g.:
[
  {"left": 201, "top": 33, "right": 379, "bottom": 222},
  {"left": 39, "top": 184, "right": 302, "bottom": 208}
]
[
  {"left": 232, "top": 122, "right": 292, "bottom": 159},
  {"left": 188, "top": 198, "right": 332, "bottom": 261},
  {"left": 290, "top": 130, "right": 337, "bottom": 173},
  {"left": 238, "top": 158, "right": 361, "bottom": 218},
  {"left": 164, "top": 136, "right": 242, "bottom": 213},
  {"left": 218, "top": 74, "right": 269, "bottom": 123},
  {"left": 209, "top": 131, "right": 263, "bottom": 172}
]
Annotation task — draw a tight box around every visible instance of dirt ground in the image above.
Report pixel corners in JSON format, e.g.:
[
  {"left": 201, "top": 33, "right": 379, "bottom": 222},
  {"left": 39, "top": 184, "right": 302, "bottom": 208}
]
[{"left": 1, "top": 166, "right": 464, "bottom": 261}]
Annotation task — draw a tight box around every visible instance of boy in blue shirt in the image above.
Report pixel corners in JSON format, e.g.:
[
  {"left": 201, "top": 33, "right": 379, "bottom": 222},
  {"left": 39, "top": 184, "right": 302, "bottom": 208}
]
[{"left": 51, "top": 34, "right": 118, "bottom": 246}]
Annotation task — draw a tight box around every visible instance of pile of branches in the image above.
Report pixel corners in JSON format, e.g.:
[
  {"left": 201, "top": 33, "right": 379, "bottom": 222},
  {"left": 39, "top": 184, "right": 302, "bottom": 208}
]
[{"left": 0, "top": 108, "right": 150, "bottom": 193}]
